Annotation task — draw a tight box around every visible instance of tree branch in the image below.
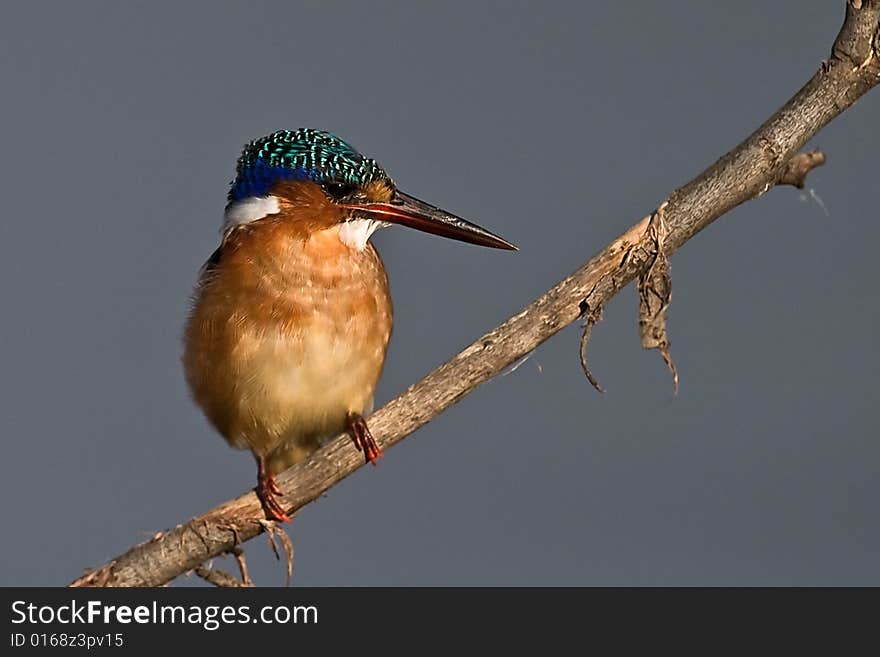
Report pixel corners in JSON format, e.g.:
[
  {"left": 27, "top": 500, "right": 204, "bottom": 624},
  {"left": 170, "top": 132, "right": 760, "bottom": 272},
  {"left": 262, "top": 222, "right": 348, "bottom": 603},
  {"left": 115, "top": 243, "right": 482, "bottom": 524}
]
[{"left": 71, "top": 1, "right": 880, "bottom": 587}]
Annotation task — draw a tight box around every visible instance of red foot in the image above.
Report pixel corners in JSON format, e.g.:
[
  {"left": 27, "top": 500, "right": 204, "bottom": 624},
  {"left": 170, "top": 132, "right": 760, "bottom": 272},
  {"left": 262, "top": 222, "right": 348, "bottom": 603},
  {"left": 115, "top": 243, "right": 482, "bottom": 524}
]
[
  {"left": 256, "top": 456, "right": 291, "bottom": 522},
  {"left": 347, "top": 413, "right": 383, "bottom": 466}
]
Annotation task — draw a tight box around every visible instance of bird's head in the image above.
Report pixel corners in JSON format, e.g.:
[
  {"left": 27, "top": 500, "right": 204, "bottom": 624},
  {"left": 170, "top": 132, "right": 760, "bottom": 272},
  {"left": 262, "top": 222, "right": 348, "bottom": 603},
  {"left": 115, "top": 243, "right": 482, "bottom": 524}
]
[{"left": 222, "top": 129, "right": 516, "bottom": 251}]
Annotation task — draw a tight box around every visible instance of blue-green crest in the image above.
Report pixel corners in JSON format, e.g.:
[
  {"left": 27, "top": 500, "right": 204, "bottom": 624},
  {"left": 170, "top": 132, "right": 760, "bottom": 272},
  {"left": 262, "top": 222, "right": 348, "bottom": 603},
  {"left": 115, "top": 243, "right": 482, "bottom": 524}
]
[{"left": 229, "top": 129, "right": 391, "bottom": 201}]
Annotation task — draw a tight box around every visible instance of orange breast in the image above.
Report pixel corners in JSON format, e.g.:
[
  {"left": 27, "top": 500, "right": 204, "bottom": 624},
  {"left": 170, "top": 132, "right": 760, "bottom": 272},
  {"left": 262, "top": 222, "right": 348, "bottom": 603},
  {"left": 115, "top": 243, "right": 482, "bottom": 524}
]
[{"left": 183, "top": 216, "right": 393, "bottom": 472}]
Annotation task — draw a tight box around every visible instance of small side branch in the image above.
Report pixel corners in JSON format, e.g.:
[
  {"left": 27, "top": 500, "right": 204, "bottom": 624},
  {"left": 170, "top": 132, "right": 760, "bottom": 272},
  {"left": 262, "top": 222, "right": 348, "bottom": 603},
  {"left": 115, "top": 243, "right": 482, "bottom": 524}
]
[
  {"left": 578, "top": 295, "right": 606, "bottom": 394},
  {"left": 194, "top": 563, "right": 252, "bottom": 588},
  {"left": 777, "top": 150, "right": 827, "bottom": 188},
  {"left": 261, "top": 521, "right": 294, "bottom": 587}
]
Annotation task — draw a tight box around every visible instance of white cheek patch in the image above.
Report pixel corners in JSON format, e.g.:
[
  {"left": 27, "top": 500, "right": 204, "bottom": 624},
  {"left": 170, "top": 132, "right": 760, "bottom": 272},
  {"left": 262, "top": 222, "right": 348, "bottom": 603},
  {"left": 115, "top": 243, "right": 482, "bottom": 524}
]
[
  {"left": 222, "top": 196, "right": 281, "bottom": 232},
  {"left": 338, "top": 219, "right": 387, "bottom": 250}
]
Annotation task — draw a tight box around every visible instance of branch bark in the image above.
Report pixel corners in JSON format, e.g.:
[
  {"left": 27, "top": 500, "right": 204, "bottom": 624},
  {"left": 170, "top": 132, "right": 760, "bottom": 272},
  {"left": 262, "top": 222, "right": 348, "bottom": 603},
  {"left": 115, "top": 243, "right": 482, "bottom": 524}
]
[{"left": 72, "top": 1, "right": 880, "bottom": 587}]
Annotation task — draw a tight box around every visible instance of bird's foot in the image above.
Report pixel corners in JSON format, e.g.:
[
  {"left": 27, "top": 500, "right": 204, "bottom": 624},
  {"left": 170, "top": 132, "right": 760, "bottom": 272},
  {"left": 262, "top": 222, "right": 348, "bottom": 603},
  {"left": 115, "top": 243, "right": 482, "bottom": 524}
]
[
  {"left": 255, "top": 456, "right": 291, "bottom": 523},
  {"left": 347, "top": 412, "right": 383, "bottom": 466}
]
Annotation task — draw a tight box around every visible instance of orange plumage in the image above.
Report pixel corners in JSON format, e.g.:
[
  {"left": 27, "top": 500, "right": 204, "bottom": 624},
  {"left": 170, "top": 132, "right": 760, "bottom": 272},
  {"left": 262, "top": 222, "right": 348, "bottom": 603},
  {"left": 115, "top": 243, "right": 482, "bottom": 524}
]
[
  {"left": 183, "top": 130, "right": 514, "bottom": 522},
  {"left": 184, "top": 181, "right": 393, "bottom": 476}
]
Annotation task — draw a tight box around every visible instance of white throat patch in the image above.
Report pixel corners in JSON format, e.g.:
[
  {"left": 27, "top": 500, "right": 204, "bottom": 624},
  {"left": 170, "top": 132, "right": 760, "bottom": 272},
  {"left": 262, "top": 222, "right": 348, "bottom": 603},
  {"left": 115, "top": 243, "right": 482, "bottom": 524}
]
[
  {"left": 222, "top": 197, "right": 385, "bottom": 250},
  {"left": 222, "top": 196, "right": 281, "bottom": 233},
  {"left": 338, "top": 219, "right": 386, "bottom": 251}
]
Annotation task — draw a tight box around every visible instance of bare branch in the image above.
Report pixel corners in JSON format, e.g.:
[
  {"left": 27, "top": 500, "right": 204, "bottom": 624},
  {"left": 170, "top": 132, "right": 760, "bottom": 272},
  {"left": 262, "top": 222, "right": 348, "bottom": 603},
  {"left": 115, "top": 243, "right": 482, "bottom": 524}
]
[{"left": 71, "top": 2, "right": 880, "bottom": 588}]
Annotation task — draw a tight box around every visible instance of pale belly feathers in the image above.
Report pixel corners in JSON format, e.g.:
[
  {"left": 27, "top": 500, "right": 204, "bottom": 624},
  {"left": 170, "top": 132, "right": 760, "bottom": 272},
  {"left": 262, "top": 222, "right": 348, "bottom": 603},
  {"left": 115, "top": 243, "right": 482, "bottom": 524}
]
[{"left": 183, "top": 223, "right": 393, "bottom": 474}]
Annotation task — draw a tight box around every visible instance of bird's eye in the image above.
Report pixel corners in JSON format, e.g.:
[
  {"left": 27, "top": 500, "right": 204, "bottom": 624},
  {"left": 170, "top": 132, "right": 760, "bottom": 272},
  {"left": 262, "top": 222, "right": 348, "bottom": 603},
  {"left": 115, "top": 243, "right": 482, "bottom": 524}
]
[{"left": 324, "top": 182, "right": 356, "bottom": 200}]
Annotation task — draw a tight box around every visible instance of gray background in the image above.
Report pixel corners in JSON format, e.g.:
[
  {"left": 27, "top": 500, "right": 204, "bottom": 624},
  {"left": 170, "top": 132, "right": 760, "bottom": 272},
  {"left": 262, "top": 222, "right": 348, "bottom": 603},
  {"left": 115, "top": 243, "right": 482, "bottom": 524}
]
[{"left": 1, "top": 1, "right": 877, "bottom": 586}]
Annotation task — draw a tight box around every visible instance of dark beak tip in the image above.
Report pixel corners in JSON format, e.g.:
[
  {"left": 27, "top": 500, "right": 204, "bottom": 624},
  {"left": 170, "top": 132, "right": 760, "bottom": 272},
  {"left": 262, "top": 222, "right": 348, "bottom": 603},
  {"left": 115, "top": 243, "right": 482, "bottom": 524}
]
[
  {"left": 493, "top": 240, "right": 518, "bottom": 252},
  {"left": 483, "top": 231, "right": 518, "bottom": 251}
]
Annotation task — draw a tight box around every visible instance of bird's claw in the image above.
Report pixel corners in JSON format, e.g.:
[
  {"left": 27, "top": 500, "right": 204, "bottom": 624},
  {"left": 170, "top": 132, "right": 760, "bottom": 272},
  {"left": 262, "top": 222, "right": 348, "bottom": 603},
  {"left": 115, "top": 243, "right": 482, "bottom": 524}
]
[
  {"left": 256, "top": 456, "right": 291, "bottom": 523},
  {"left": 347, "top": 413, "right": 383, "bottom": 466}
]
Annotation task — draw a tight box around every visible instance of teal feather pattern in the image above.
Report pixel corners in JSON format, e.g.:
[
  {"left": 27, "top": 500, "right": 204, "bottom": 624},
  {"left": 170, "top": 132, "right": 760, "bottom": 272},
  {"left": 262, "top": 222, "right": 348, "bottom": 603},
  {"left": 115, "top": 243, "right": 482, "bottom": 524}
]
[{"left": 229, "top": 129, "right": 391, "bottom": 201}]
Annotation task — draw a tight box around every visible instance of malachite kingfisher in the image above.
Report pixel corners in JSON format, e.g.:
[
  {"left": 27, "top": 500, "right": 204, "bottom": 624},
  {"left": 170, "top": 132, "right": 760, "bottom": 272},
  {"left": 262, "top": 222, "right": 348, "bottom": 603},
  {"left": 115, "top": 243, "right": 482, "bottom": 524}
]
[{"left": 183, "top": 129, "right": 516, "bottom": 522}]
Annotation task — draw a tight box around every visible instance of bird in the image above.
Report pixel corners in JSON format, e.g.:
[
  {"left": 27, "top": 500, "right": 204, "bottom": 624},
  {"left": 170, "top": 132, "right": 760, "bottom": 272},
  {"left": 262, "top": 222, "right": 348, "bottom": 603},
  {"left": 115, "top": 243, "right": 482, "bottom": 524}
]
[{"left": 183, "top": 129, "right": 516, "bottom": 522}]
